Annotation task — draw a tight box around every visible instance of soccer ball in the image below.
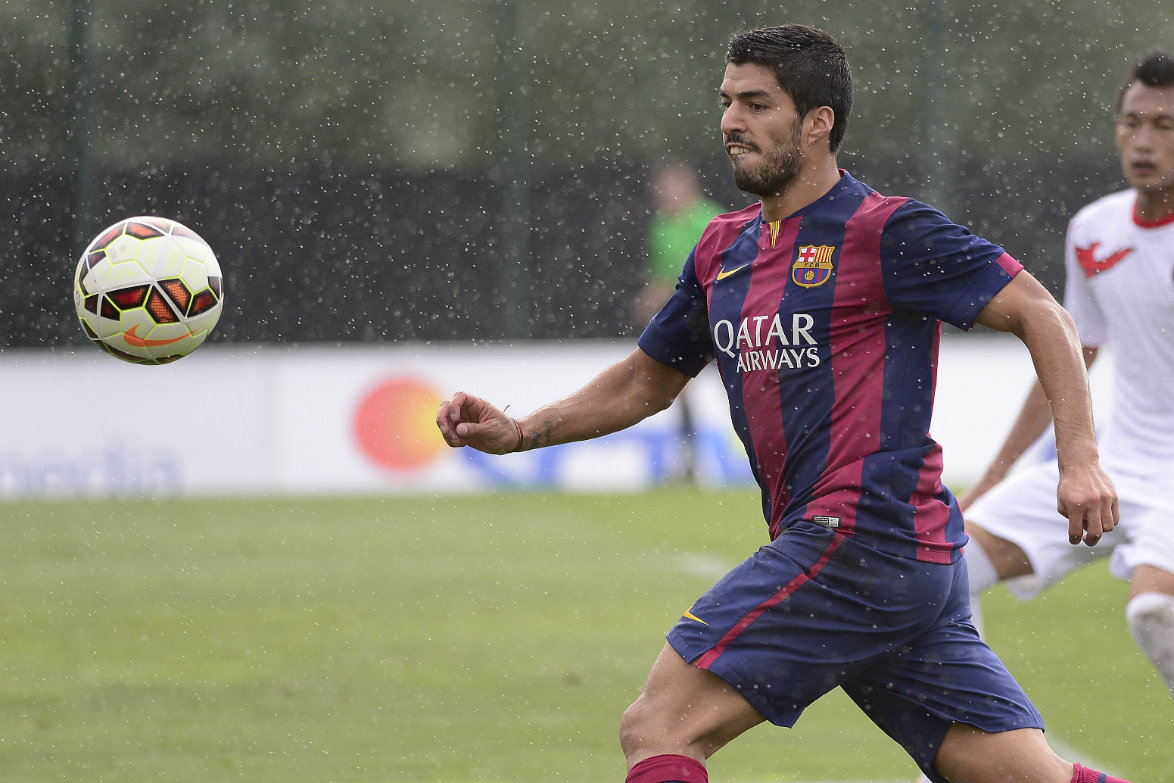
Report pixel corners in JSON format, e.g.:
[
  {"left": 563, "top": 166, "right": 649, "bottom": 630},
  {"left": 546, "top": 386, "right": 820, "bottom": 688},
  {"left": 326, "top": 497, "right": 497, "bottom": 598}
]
[{"left": 73, "top": 216, "right": 224, "bottom": 364}]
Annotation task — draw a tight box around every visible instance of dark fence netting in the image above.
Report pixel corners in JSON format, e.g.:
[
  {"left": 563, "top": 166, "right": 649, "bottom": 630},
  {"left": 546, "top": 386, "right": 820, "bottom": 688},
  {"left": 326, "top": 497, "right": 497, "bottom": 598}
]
[{"left": 1, "top": 153, "right": 1120, "bottom": 348}]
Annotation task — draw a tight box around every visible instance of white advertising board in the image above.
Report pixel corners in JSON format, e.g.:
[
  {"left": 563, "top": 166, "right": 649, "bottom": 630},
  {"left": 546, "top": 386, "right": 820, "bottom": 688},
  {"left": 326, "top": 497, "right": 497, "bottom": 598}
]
[{"left": 0, "top": 338, "right": 1111, "bottom": 499}]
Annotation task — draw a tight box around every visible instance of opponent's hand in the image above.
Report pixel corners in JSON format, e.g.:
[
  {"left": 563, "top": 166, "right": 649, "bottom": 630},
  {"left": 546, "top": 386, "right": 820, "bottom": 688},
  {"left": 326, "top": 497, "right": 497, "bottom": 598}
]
[
  {"left": 436, "top": 391, "right": 522, "bottom": 454},
  {"left": 1056, "top": 464, "right": 1119, "bottom": 546}
]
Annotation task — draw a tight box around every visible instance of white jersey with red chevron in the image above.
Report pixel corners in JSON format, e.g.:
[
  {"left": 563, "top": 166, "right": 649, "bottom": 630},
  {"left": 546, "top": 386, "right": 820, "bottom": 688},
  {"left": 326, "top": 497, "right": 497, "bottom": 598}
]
[{"left": 1064, "top": 188, "right": 1174, "bottom": 468}]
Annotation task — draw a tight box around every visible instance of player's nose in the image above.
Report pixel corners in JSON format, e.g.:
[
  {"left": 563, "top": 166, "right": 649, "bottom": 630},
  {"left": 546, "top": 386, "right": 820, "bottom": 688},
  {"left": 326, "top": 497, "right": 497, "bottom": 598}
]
[{"left": 720, "top": 104, "right": 746, "bottom": 136}]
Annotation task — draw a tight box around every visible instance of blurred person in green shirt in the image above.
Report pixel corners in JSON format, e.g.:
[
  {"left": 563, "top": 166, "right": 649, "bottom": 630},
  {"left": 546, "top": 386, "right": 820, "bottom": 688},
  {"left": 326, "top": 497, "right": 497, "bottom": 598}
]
[
  {"left": 632, "top": 164, "right": 726, "bottom": 326},
  {"left": 631, "top": 163, "right": 725, "bottom": 483}
]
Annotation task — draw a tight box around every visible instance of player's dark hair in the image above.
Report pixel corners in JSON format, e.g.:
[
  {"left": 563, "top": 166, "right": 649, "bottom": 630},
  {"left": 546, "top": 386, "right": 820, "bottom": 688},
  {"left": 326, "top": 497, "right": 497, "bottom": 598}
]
[
  {"left": 726, "top": 25, "right": 853, "bottom": 152},
  {"left": 1116, "top": 48, "right": 1174, "bottom": 111}
]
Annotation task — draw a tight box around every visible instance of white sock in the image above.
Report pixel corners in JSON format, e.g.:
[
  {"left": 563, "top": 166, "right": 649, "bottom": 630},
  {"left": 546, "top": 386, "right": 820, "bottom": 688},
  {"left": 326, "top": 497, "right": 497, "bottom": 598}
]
[
  {"left": 1125, "top": 591, "right": 1174, "bottom": 701},
  {"left": 963, "top": 541, "right": 999, "bottom": 638}
]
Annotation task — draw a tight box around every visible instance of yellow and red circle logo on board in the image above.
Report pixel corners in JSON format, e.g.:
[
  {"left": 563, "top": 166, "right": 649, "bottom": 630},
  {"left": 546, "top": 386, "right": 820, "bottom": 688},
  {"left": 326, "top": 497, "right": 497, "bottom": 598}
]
[{"left": 353, "top": 377, "right": 446, "bottom": 471}]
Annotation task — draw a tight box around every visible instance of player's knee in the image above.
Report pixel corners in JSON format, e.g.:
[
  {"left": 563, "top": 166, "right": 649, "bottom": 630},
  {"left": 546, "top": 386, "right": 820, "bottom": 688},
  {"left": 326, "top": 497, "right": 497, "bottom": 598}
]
[
  {"left": 965, "top": 523, "right": 1033, "bottom": 581},
  {"left": 619, "top": 697, "right": 646, "bottom": 754},
  {"left": 963, "top": 534, "right": 1000, "bottom": 594},
  {"left": 619, "top": 694, "right": 689, "bottom": 760},
  {"left": 1126, "top": 592, "right": 1174, "bottom": 654}
]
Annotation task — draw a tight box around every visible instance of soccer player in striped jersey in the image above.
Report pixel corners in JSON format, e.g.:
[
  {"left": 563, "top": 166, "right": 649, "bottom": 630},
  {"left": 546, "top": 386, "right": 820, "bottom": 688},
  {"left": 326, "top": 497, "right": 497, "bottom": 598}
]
[
  {"left": 961, "top": 50, "right": 1174, "bottom": 705},
  {"left": 438, "top": 24, "right": 1128, "bottom": 783}
]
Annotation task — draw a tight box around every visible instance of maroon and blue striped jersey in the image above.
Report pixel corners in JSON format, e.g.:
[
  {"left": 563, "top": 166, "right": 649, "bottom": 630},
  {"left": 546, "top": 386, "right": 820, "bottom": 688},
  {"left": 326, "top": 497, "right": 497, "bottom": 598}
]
[{"left": 638, "top": 171, "right": 1023, "bottom": 563}]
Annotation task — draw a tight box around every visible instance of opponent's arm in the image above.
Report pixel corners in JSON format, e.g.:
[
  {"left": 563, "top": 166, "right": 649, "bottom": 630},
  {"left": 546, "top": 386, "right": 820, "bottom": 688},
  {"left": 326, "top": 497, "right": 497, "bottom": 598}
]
[
  {"left": 958, "top": 344, "right": 1098, "bottom": 509},
  {"left": 437, "top": 348, "right": 691, "bottom": 454},
  {"left": 974, "top": 270, "right": 1118, "bottom": 545}
]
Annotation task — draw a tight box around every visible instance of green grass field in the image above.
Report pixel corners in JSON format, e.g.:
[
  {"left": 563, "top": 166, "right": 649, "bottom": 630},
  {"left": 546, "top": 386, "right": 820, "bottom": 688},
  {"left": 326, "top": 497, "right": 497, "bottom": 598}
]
[{"left": 2, "top": 490, "right": 1170, "bottom": 782}]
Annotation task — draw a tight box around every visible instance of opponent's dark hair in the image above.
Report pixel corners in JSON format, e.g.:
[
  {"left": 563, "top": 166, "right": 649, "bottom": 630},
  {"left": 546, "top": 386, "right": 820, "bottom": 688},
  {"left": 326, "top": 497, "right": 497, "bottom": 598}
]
[
  {"left": 1116, "top": 48, "right": 1174, "bottom": 111},
  {"left": 726, "top": 25, "right": 853, "bottom": 152}
]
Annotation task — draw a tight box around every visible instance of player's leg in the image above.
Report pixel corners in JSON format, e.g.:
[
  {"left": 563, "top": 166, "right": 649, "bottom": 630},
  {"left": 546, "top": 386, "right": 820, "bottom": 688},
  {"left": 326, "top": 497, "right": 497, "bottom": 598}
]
[
  {"left": 1106, "top": 478, "right": 1174, "bottom": 702},
  {"left": 852, "top": 551, "right": 1129, "bottom": 783},
  {"left": 619, "top": 642, "right": 764, "bottom": 782},
  {"left": 934, "top": 724, "right": 1131, "bottom": 783},
  {"left": 935, "top": 724, "right": 1065, "bottom": 782},
  {"left": 620, "top": 523, "right": 888, "bottom": 782},
  {"left": 1126, "top": 565, "right": 1174, "bottom": 700},
  {"left": 963, "top": 523, "right": 1031, "bottom": 633},
  {"left": 965, "top": 522, "right": 1033, "bottom": 580},
  {"left": 962, "top": 459, "right": 1100, "bottom": 633},
  {"left": 676, "top": 391, "right": 697, "bottom": 483},
  {"left": 912, "top": 528, "right": 1032, "bottom": 783}
]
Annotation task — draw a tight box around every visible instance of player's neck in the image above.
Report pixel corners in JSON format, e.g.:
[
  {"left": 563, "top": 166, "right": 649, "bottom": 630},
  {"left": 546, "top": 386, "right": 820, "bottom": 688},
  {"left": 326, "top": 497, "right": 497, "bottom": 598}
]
[
  {"left": 1134, "top": 186, "right": 1174, "bottom": 225},
  {"left": 759, "top": 157, "right": 841, "bottom": 223}
]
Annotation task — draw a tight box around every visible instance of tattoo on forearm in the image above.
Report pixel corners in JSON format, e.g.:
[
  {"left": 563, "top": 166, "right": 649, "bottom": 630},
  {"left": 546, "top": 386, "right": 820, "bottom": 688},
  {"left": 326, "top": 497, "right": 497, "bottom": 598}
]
[{"left": 529, "top": 419, "right": 555, "bottom": 449}]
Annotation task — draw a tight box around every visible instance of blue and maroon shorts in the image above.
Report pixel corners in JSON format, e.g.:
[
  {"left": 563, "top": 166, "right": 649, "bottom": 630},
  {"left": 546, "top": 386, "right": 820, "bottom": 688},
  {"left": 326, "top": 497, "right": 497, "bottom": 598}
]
[{"left": 666, "top": 521, "right": 1044, "bottom": 775}]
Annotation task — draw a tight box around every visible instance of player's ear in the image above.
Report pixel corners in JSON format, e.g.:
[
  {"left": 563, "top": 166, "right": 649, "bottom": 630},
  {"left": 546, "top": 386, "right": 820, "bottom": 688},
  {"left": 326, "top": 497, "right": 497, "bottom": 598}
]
[{"left": 804, "top": 106, "right": 835, "bottom": 149}]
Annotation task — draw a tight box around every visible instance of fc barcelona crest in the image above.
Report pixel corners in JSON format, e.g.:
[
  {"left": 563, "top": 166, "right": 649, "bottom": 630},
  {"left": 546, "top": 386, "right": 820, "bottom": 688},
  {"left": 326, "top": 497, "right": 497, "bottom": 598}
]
[{"left": 792, "top": 245, "right": 835, "bottom": 288}]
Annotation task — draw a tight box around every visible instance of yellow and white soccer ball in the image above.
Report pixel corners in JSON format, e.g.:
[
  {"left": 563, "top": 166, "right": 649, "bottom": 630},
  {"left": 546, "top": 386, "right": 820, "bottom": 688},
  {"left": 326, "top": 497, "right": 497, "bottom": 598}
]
[{"left": 73, "top": 216, "right": 224, "bottom": 364}]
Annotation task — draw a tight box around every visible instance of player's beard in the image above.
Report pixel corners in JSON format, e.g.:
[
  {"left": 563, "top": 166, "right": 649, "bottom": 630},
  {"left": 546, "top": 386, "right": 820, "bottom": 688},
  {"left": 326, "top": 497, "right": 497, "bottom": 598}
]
[{"left": 730, "top": 125, "right": 804, "bottom": 198}]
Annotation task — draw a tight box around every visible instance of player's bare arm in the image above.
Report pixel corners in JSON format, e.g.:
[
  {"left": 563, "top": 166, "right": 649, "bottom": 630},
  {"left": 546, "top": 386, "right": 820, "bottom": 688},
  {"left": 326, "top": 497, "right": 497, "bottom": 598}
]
[
  {"left": 974, "top": 271, "right": 1119, "bottom": 546},
  {"left": 437, "top": 348, "right": 690, "bottom": 454}
]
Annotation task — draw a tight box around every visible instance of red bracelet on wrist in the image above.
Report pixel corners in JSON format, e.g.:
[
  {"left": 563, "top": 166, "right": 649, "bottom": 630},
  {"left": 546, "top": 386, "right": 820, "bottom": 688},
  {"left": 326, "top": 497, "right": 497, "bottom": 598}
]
[{"left": 510, "top": 418, "right": 524, "bottom": 453}]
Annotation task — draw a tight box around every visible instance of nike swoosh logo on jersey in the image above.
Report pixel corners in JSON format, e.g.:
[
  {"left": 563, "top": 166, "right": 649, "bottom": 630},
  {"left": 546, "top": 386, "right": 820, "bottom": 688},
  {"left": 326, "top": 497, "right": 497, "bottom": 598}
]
[
  {"left": 682, "top": 610, "right": 708, "bottom": 625},
  {"left": 716, "top": 263, "right": 750, "bottom": 281},
  {"left": 123, "top": 323, "right": 192, "bottom": 348},
  {"left": 1075, "top": 242, "right": 1132, "bottom": 279}
]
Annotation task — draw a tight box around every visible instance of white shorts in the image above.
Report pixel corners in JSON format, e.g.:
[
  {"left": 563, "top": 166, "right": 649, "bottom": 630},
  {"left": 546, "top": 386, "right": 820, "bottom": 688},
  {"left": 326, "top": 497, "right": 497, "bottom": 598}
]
[{"left": 964, "top": 456, "right": 1174, "bottom": 599}]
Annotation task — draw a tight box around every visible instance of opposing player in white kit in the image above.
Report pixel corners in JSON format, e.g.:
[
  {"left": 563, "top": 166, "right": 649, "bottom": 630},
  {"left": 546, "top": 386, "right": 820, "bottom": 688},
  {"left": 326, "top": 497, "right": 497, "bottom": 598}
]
[{"left": 962, "top": 48, "right": 1174, "bottom": 701}]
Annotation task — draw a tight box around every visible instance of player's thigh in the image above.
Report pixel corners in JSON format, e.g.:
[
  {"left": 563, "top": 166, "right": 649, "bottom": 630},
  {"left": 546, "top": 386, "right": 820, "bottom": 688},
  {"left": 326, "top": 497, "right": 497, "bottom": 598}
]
[
  {"left": 934, "top": 723, "right": 1068, "bottom": 783},
  {"left": 621, "top": 642, "right": 764, "bottom": 761},
  {"left": 1110, "top": 474, "right": 1174, "bottom": 594},
  {"left": 840, "top": 595, "right": 1042, "bottom": 776}
]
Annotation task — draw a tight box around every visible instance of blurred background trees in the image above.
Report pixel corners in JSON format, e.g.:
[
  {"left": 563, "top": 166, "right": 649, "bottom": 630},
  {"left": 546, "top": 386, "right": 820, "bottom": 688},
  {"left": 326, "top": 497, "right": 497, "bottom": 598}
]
[{"left": 2, "top": 0, "right": 1170, "bottom": 344}]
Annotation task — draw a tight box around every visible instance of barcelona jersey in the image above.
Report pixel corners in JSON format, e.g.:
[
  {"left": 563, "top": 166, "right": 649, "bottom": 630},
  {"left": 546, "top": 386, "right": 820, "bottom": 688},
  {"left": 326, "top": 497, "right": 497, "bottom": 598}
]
[{"left": 638, "top": 171, "right": 1022, "bottom": 563}]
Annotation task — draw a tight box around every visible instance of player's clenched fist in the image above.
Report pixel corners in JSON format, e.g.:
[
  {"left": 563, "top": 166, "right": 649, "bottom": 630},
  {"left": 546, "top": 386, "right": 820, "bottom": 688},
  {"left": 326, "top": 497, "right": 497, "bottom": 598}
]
[
  {"left": 1056, "top": 465, "right": 1120, "bottom": 547},
  {"left": 436, "top": 391, "right": 523, "bottom": 454}
]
